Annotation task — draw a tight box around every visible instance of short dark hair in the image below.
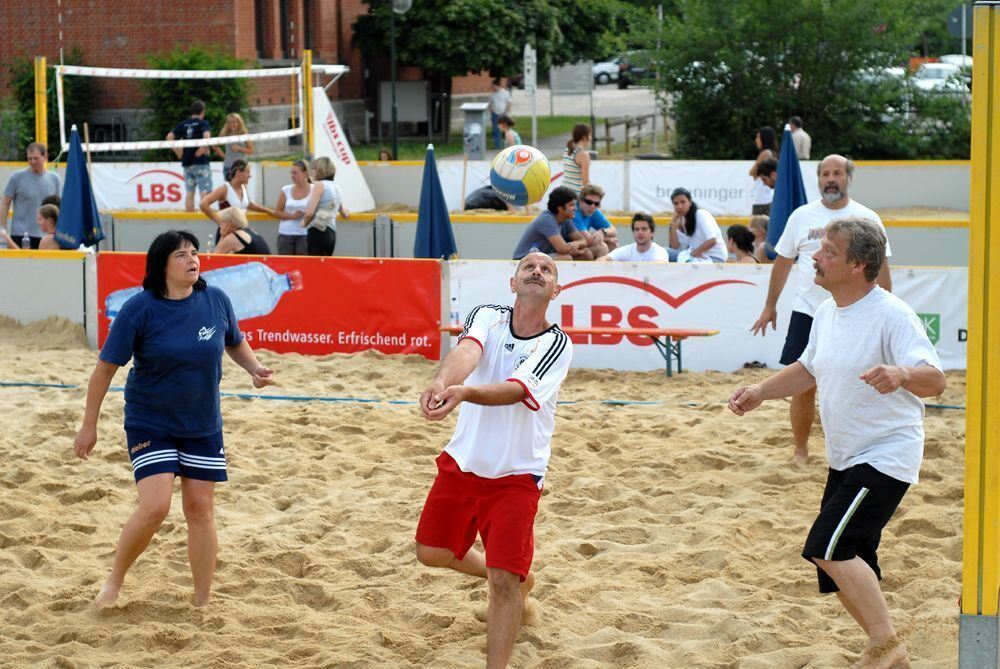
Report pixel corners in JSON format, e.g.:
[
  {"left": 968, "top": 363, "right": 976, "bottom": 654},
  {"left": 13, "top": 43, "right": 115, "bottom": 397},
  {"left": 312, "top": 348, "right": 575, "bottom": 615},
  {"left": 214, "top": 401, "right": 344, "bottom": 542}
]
[
  {"left": 547, "top": 186, "right": 577, "bottom": 214},
  {"left": 190, "top": 100, "right": 206, "bottom": 115},
  {"left": 41, "top": 194, "right": 61, "bottom": 208},
  {"left": 228, "top": 159, "right": 249, "bottom": 181},
  {"left": 26, "top": 141, "right": 47, "bottom": 157},
  {"left": 757, "top": 157, "right": 778, "bottom": 178},
  {"left": 727, "top": 224, "right": 755, "bottom": 254},
  {"left": 631, "top": 212, "right": 655, "bottom": 232},
  {"left": 826, "top": 217, "right": 886, "bottom": 282},
  {"left": 38, "top": 204, "right": 59, "bottom": 223},
  {"left": 142, "top": 231, "right": 207, "bottom": 297},
  {"left": 492, "top": 77, "right": 502, "bottom": 86},
  {"left": 497, "top": 114, "right": 515, "bottom": 127},
  {"left": 788, "top": 115, "right": 803, "bottom": 128}
]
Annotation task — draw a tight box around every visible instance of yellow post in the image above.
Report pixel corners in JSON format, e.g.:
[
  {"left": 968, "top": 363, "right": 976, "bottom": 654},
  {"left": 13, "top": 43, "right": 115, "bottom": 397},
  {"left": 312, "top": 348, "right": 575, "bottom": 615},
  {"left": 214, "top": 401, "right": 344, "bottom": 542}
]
[
  {"left": 34, "top": 56, "right": 47, "bottom": 145},
  {"left": 961, "top": 2, "right": 1000, "bottom": 667},
  {"left": 303, "top": 49, "right": 314, "bottom": 159}
]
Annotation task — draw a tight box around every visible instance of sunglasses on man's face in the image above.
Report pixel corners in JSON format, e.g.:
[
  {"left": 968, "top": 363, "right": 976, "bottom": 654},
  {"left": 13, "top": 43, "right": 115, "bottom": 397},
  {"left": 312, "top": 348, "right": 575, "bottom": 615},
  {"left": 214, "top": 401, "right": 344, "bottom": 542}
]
[{"left": 582, "top": 199, "right": 601, "bottom": 207}]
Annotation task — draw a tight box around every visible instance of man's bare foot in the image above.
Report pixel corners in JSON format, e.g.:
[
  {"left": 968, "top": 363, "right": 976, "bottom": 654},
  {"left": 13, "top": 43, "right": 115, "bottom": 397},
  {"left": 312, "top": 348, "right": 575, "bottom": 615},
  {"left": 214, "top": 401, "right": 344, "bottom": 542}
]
[
  {"left": 193, "top": 592, "right": 211, "bottom": 608},
  {"left": 94, "top": 578, "right": 123, "bottom": 608},
  {"left": 793, "top": 449, "right": 809, "bottom": 465},
  {"left": 851, "top": 634, "right": 910, "bottom": 669}
]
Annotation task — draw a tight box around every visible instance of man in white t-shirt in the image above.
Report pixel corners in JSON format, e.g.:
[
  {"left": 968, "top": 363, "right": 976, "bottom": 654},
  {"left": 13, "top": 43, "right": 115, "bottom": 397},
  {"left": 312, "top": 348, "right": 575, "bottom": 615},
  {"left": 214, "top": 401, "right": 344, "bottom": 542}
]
[
  {"left": 598, "top": 213, "right": 669, "bottom": 262},
  {"left": 489, "top": 77, "right": 514, "bottom": 150},
  {"left": 415, "top": 252, "right": 572, "bottom": 669},
  {"left": 730, "top": 217, "right": 944, "bottom": 669},
  {"left": 751, "top": 155, "right": 892, "bottom": 464}
]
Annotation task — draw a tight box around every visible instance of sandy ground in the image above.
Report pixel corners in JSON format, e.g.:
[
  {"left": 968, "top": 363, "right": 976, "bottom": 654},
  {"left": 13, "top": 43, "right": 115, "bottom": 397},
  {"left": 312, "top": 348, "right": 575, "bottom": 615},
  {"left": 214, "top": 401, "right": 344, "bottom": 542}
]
[{"left": 0, "top": 318, "right": 964, "bottom": 668}]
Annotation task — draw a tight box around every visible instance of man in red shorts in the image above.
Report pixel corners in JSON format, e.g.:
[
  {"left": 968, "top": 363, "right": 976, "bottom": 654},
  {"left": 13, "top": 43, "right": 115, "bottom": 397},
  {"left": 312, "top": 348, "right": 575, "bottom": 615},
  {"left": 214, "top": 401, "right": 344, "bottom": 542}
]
[{"left": 416, "top": 252, "right": 573, "bottom": 669}]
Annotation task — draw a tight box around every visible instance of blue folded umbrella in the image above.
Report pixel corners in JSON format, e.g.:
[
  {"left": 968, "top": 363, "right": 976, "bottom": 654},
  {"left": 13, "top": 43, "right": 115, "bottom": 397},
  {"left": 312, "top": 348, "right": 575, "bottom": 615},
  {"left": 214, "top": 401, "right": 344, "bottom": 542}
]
[
  {"left": 54, "top": 125, "right": 104, "bottom": 249},
  {"left": 765, "top": 126, "right": 808, "bottom": 260},
  {"left": 413, "top": 144, "right": 458, "bottom": 259}
]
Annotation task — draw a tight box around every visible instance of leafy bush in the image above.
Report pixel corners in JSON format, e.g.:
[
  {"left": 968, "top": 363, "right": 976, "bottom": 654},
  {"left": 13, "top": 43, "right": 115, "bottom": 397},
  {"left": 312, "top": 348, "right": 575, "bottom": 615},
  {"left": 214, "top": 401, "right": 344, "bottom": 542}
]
[
  {"left": 6, "top": 46, "right": 95, "bottom": 157},
  {"left": 141, "top": 47, "right": 252, "bottom": 161}
]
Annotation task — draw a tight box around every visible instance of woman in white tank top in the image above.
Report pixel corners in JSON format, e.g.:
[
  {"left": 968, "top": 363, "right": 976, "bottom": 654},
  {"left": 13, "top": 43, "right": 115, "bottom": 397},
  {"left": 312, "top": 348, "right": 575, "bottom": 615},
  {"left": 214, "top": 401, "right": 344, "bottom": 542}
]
[
  {"left": 300, "top": 157, "right": 350, "bottom": 256},
  {"left": 199, "top": 160, "right": 276, "bottom": 245},
  {"left": 273, "top": 159, "right": 313, "bottom": 255}
]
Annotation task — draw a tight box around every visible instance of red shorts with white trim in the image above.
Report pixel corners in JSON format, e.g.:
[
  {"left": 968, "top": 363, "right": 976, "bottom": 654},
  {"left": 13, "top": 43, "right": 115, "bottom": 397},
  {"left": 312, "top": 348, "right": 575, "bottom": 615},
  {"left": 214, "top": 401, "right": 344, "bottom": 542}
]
[{"left": 415, "top": 451, "right": 542, "bottom": 581}]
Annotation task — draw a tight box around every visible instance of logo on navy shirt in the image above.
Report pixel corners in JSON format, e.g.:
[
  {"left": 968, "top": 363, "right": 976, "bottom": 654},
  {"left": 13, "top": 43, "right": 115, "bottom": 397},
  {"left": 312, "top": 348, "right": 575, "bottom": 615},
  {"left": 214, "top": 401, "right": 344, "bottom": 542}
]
[
  {"left": 504, "top": 342, "right": 515, "bottom": 351},
  {"left": 197, "top": 326, "right": 217, "bottom": 341}
]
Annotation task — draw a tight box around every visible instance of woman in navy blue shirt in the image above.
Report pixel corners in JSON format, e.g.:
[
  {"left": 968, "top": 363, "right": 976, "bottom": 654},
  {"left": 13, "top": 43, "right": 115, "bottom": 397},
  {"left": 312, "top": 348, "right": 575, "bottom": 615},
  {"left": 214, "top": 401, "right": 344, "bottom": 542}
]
[{"left": 74, "top": 230, "right": 274, "bottom": 608}]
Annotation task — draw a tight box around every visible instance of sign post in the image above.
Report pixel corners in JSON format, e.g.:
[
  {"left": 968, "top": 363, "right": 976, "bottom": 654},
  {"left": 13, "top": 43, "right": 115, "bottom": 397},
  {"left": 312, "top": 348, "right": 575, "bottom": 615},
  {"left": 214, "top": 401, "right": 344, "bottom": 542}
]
[{"left": 523, "top": 44, "right": 538, "bottom": 146}]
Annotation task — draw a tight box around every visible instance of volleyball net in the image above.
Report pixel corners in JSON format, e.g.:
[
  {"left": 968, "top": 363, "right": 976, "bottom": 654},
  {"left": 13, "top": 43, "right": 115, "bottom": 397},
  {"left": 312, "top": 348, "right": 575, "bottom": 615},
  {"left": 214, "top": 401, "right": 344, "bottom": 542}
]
[{"left": 54, "top": 60, "right": 347, "bottom": 156}]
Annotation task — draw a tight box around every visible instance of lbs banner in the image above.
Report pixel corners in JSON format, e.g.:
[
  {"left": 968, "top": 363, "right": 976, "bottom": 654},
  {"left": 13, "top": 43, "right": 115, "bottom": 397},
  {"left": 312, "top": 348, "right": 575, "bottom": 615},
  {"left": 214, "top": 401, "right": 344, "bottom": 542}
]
[
  {"left": 97, "top": 253, "right": 441, "bottom": 358},
  {"left": 449, "top": 261, "right": 968, "bottom": 372},
  {"left": 90, "top": 163, "right": 244, "bottom": 211}
]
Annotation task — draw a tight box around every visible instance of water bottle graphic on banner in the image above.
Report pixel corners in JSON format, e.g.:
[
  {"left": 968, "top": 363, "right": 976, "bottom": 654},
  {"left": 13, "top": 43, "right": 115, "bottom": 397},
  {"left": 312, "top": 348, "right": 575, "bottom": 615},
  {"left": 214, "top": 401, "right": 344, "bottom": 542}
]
[{"left": 105, "top": 262, "right": 303, "bottom": 322}]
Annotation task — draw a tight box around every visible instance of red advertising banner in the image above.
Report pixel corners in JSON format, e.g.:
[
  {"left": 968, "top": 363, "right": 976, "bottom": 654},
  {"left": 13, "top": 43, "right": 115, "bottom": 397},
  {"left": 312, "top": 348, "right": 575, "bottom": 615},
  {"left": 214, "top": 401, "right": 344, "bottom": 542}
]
[{"left": 97, "top": 253, "right": 441, "bottom": 358}]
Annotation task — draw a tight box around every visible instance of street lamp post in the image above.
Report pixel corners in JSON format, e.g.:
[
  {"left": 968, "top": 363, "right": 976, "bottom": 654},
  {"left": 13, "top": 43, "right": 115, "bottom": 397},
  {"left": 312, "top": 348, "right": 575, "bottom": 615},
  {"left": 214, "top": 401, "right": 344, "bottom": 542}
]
[{"left": 389, "top": 0, "right": 412, "bottom": 160}]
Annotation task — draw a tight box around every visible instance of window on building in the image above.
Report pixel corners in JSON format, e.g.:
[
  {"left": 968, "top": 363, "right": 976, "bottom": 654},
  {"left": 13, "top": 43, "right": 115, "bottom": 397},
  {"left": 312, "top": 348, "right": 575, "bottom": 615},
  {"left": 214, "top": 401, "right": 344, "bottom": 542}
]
[
  {"left": 303, "top": 0, "right": 314, "bottom": 53},
  {"left": 279, "top": 0, "right": 291, "bottom": 59},
  {"left": 255, "top": 0, "right": 268, "bottom": 59}
]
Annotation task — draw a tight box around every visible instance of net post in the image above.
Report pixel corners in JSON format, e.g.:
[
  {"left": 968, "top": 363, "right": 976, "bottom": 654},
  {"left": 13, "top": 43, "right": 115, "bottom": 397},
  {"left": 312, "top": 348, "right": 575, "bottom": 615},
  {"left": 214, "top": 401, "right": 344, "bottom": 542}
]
[
  {"left": 34, "top": 56, "right": 47, "bottom": 145},
  {"left": 961, "top": 2, "right": 1000, "bottom": 666},
  {"left": 303, "top": 50, "right": 314, "bottom": 159},
  {"left": 56, "top": 65, "right": 66, "bottom": 153}
]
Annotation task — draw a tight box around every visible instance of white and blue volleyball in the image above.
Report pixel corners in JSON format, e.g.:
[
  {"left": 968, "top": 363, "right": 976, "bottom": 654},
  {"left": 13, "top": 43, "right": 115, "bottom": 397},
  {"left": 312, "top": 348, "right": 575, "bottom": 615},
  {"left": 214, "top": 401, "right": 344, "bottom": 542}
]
[{"left": 490, "top": 145, "right": 551, "bottom": 206}]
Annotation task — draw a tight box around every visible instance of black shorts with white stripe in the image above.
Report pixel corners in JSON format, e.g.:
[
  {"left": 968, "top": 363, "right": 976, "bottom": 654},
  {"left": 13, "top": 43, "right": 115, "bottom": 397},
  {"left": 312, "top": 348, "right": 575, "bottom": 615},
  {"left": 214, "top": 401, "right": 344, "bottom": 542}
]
[{"left": 801, "top": 463, "right": 909, "bottom": 594}]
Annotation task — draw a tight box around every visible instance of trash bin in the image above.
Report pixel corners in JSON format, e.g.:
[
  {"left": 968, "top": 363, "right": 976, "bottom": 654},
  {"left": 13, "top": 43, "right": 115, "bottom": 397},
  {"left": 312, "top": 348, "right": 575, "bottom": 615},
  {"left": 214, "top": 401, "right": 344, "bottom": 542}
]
[{"left": 460, "top": 102, "right": 489, "bottom": 160}]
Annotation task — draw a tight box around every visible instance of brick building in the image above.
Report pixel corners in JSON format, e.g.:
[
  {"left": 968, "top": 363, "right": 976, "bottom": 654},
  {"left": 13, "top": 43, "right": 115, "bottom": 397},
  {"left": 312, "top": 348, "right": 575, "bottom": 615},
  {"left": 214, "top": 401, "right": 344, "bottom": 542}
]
[{"left": 0, "top": 0, "right": 492, "bottom": 155}]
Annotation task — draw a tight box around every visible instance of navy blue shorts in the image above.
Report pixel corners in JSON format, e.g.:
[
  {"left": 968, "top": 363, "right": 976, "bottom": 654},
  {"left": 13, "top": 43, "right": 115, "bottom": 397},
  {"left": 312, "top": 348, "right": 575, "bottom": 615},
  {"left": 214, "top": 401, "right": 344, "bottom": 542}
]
[
  {"left": 779, "top": 311, "right": 814, "bottom": 366},
  {"left": 125, "top": 428, "right": 228, "bottom": 483}
]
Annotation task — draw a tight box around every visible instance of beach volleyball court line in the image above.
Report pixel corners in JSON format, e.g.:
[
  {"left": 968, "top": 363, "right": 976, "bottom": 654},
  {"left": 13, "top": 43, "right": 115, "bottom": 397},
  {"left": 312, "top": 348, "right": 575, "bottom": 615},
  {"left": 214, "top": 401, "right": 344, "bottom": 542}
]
[{"left": 0, "top": 381, "right": 966, "bottom": 410}]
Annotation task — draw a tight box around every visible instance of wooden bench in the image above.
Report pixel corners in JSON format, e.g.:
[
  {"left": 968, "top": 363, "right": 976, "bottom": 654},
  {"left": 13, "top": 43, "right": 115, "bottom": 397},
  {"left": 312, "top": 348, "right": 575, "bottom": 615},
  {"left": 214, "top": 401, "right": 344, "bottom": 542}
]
[{"left": 441, "top": 326, "right": 719, "bottom": 377}]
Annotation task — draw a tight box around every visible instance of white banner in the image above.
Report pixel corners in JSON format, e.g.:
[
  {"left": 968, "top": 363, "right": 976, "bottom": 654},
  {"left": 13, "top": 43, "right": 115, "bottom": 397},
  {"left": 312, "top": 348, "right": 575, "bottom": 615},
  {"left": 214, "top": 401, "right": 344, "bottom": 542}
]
[
  {"left": 312, "top": 87, "right": 376, "bottom": 212},
  {"left": 90, "top": 163, "right": 240, "bottom": 211},
  {"left": 629, "top": 160, "right": 823, "bottom": 215},
  {"left": 449, "top": 261, "right": 967, "bottom": 372}
]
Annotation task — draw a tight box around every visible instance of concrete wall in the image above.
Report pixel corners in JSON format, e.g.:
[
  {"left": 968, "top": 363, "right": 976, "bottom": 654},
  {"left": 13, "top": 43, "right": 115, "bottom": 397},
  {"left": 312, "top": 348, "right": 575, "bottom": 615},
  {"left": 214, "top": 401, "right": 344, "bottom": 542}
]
[
  {"left": 41, "top": 210, "right": 971, "bottom": 267},
  {"left": 0, "top": 251, "right": 89, "bottom": 325}
]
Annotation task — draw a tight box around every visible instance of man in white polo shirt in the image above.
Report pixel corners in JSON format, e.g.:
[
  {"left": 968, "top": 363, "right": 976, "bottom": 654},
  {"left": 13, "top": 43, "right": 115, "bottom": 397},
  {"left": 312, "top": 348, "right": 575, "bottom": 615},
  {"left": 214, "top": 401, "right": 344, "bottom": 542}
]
[
  {"left": 751, "top": 154, "right": 892, "bottom": 464},
  {"left": 415, "top": 252, "right": 572, "bottom": 669},
  {"left": 598, "top": 212, "right": 669, "bottom": 262},
  {"left": 731, "top": 217, "right": 945, "bottom": 669}
]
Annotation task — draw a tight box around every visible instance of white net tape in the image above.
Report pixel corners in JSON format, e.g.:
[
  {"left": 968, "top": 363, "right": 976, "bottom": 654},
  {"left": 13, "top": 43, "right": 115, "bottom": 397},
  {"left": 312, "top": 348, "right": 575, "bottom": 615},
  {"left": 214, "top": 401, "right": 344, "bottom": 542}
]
[
  {"left": 58, "top": 64, "right": 346, "bottom": 79},
  {"left": 57, "top": 64, "right": 347, "bottom": 152}
]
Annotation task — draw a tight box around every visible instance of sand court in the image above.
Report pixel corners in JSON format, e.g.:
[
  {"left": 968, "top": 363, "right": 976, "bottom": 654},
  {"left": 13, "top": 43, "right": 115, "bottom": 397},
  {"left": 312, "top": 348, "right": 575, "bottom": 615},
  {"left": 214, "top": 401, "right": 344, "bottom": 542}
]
[{"left": 0, "top": 318, "right": 962, "bottom": 667}]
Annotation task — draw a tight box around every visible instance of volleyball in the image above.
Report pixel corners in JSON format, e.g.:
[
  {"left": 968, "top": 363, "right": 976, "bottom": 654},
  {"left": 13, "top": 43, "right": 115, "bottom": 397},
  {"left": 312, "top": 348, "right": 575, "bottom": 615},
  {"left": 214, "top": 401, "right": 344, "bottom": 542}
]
[{"left": 490, "top": 145, "right": 551, "bottom": 206}]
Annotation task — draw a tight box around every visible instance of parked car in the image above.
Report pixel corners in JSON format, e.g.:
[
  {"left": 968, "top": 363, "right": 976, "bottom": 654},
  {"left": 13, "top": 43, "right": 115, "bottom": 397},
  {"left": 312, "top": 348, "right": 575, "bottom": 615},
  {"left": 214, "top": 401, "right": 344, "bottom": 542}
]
[
  {"left": 592, "top": 53, "right": 648, "bottom": 85},
  {"left": 913, "top": 62, "right": 967, "bottom": 92},
  {"left": 939, "top": 54, "right": 973, "bottom": 68}
]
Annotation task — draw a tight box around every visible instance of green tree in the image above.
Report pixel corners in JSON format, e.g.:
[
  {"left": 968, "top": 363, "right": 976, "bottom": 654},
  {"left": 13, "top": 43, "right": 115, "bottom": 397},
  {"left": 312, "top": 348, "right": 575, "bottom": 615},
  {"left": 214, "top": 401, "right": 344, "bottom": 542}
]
[
  {"left": 6, "top": 47, "right": 95, "bottom": 158},
  {"left": 353, "top": 0, "right": 652, "bottom": 78},
  {"left": 141, "top": 47, "right": 252, "bottom": 161},
  {"left": 644, "top": 0, "right": 967, "bottom": 159}
]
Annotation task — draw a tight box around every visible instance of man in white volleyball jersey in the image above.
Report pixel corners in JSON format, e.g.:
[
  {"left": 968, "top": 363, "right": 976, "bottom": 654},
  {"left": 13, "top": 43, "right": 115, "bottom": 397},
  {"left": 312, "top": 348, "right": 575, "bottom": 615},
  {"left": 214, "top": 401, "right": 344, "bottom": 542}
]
[{"left": 415, "top": 252, "right": 572, "bottom": 669}]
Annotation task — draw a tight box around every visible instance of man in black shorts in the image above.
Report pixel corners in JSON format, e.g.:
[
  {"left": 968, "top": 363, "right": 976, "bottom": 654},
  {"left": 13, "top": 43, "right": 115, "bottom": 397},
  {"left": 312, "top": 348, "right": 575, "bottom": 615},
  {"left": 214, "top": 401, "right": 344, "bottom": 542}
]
[{"left": 732, "top": 217, "right": 945, "bottom": 667}]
